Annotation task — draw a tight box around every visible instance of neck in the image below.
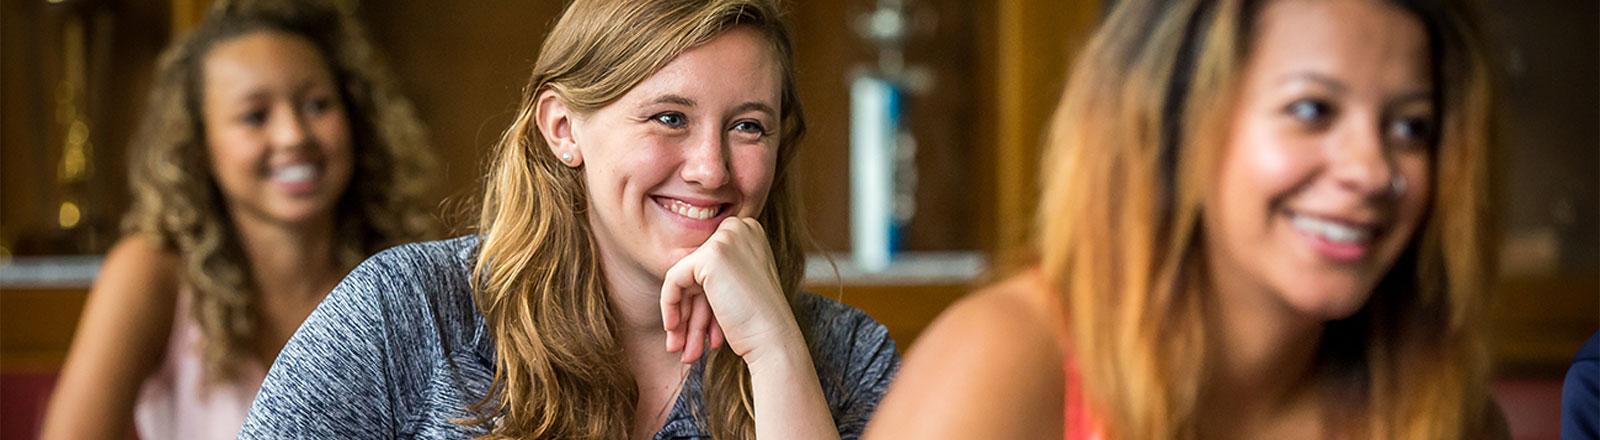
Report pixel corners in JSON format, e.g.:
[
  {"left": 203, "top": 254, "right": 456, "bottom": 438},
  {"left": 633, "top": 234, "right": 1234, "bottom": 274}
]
[
  {"left": 1201, "top": 268, "right": 1326, "bottom": 426},
  {"left": 230, "top": 209, "right": 344, "bottom": 300},
  {"left": 597, "top": 250, "right": 690, "bottom": 376}
]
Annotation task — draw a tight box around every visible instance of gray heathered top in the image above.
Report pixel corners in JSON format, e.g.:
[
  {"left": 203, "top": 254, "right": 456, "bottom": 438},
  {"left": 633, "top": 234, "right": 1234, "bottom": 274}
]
[{"left": 239, "top": 235, "right": 899, "bottom": 439}]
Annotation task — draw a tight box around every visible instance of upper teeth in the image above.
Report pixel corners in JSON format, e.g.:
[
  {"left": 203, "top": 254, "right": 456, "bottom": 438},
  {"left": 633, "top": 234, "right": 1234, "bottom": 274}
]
[
  {"left": 665, "top": 199, "right": 719, "bottom": 220},
  {"left": 272, "top": 164, "right": 316, "bottom": 183},
  {"left": 1291, "top": 214, "right": 1372, "bottom": 244}
]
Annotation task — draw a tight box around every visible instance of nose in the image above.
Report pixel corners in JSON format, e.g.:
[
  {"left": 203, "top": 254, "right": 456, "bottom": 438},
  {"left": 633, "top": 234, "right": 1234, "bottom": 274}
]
[
  {"left": 269, "top": 105, "right": 312, "bottom": 152},
  {"left": 680, "top": 128, "right": 730, "bottom": 189},
  {"left": 1328, "top": 118, "right": 1398, "bottom": 197}
]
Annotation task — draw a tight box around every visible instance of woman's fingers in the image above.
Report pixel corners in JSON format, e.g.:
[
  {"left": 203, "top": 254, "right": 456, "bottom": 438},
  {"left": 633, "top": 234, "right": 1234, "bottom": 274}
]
[
  {"left": 661, "top": 253, "right": 700, "bottom": 353},
  {"left": 682, "top": 294, "right": 713, "bottom": 363}
]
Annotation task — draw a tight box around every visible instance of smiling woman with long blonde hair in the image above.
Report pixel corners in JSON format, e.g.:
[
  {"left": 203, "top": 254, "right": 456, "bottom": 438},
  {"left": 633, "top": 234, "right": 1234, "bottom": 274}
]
[
  {"left": 866, "top": 0, "right": 1505, "bottom": 438},
  {"left": 238, "top": 1, "right": 899, "bottom": 438}
]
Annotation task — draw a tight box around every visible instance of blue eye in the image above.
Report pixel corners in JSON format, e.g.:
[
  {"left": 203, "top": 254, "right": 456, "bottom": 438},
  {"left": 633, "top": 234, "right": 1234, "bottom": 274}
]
[
  {"left": 1287, "top": 99, "right": 1334, "bottom": 123},
  {"left": 732, "top": 120, "right": 767, "bottom": 135},
  {"left": 653, "top": 112, "right": 687, "bottom": 128}
]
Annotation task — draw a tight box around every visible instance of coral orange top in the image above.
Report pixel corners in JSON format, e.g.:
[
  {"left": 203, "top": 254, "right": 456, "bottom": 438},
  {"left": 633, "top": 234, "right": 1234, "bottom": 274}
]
[{"left": 1063, "top": 347, "right": 1103, "bottom": 439}]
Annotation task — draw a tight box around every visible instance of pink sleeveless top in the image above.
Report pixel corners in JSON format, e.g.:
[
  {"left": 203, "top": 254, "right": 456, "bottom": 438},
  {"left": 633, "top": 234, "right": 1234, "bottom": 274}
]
[{"left": 134, "top": 288, "right": 268, "bottom": 439}]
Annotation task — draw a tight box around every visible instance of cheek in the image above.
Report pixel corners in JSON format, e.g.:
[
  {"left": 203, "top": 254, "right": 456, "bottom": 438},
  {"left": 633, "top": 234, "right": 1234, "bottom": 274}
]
[
  {"left": 314, "top": 109, "right": 353, "bottom": 154},
  {"left": 1396, "top": 155, "right": 1433, "bottom": 225},
  {"left": 733, "top": 148, "right": 777, "bottom": 206},
  {"left": 206, "top": 129, "right": 262, "bottom": 186},
  {"left": 1232, "top": 127, "right": 1314, "bottom": 194}
]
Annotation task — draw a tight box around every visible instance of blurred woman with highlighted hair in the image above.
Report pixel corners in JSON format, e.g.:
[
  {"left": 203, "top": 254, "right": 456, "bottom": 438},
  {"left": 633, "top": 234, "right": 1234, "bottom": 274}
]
[{"left": 867, "top": 0, "right": 1505, "bottom": 438}]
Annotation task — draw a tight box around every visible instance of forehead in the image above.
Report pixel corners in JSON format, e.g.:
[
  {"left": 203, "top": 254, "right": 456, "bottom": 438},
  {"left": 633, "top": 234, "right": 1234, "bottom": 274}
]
[
  {"left": 615, "top": 27, "right": 783, "bottom": 106},
  {"left": 1247, "top": 0, "right": 1433, "bottom": 88},
  {"left": 202, "top": 31, "right": 334, "bottom": 97}
]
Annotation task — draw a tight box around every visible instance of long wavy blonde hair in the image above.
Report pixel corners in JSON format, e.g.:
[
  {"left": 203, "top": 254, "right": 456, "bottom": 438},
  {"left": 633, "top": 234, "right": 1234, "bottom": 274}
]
[
  {"left": 468, "top": 0, "right": 810, "bottom": 438},
  {"left": 1037, "top": 0, "right": 1498, "bottom": 438},
  {"left": 123, "top": 0, "right": 437, "bottom": 383}
]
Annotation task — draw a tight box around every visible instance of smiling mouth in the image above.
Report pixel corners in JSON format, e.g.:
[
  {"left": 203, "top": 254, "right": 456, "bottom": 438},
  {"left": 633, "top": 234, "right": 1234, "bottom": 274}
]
[
  {"left": 654, "top": 197, "right": 728, "bottom": 221},
  {"left": 269, "top": 163, "right": 320, "bottom": 184},
  {"left": 1288, "top": 212, "right": 1377, "bottom": 245}
]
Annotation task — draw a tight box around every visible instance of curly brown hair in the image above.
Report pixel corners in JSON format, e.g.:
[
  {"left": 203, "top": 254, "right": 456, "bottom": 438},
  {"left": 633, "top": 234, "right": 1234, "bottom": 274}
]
[{"left": 122, "top": 0, "right": 438, "bottom": 383}]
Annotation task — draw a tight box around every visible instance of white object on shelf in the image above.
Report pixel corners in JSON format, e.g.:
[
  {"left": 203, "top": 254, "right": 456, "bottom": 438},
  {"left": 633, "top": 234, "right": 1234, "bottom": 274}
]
[
  {"left": 0, "top": 255, "right": 102, "bottom": 289},
  {"left": 805, "top": 251, "right": 985, "bottom": 287},
  {"left": 850, "top": 75, "right": 901, "bottom": 273},
  {"left": 0, "top": 252, "right": 989, "bottom": 290}
]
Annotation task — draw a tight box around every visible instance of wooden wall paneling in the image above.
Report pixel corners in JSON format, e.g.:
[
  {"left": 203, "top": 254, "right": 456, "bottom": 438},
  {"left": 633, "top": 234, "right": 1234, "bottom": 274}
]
[
  {"left": 1490, "top": 275, "right": 1600, "bottom": 375},
  {"left": 358, "top": 1, "right": 567, "bottom": 232},
  {"left": 0, "top": 289, "right": 89, "bottom": 374},
  {"left": 789, "top": 0, "right": 872, "bottom": 252},
  {"left": 987, "top": 0, "right": 1099, "bottom": 261},
  {"left": 789, "top": 0, "right": 991, "bottom": 253}
]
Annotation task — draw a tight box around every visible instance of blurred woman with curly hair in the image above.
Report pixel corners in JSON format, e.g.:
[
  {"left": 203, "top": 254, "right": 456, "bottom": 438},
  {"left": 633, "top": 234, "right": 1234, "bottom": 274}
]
[{"left": 41, "top": 1, "right": 436, "bottom": 438}]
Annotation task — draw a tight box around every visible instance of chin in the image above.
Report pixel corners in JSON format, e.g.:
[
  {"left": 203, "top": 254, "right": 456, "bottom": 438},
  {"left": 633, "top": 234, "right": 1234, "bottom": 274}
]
[
  {"left": 1292, "top": 291, "right": 1369, "bottom": 323},
  {"left": 1286, "top": 282, "right": 1377, "bottom": 321},
  {"left": 265, "top": 202, "right": 337, "bottom": 226}
]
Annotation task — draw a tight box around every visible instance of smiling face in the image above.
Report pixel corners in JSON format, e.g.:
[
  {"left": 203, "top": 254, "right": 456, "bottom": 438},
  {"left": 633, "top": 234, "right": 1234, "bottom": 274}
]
[
  {"left": 201, "top": 30, "right": 354, "bottom": 229},
  {"left": 1204, "top": 0, "right": 1436, "bottom": 321},
  {"left": 564, "top": 27, "right": 783, "bottom": 285}
]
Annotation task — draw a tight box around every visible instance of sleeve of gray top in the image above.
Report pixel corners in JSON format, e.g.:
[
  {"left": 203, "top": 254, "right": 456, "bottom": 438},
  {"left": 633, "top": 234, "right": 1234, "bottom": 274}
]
[
  {"left": 837, "top": 314, "right": 900, "bottom": 440},
  {"left": 239, "top": 256, "right": 397, "bottom": 438}
]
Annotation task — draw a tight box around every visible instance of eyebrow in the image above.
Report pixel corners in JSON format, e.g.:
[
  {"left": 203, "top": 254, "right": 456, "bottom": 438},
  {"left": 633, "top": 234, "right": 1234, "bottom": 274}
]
[
  {"left": 1278, "top": 71, "right": 1434, "bottom": 106},
  {"left": 651, "top": 94, "right": 697, "bottom": 107},
  {"left": 732, "top": 101, "right": 779, "bottom": 119},
  {"left": 1277, "top": 71, "right": 1348, "bottom": 94},
  {"left": 647, "top": 94, "right": 778, "bottom": 118}
]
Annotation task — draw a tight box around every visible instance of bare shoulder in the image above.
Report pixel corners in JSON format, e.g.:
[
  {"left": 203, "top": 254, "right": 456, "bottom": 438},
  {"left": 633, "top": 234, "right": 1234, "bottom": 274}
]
[
  {"left": 83, "top": 234, "right": 184, "bottom": 331},
  {"left": 39, "top": 235, "right": 184, "bottom": 439},
  {"left": 913, "top": 272, "right": 1062, "bottom": 361},
  {"left": 98, "top": 234, "right": 182, "bottom": 289},
  {"left": 864, "top": 271, "right": 1065, "bottom": 439}
]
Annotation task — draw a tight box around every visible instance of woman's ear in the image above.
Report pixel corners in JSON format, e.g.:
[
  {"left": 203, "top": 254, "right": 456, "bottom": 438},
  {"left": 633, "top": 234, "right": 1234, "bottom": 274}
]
[{"left": 534, "top": 89, "right": 582, "bottom": 167}]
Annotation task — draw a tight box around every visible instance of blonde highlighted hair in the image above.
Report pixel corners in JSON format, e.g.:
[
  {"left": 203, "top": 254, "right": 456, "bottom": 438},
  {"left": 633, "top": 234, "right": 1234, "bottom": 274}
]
[
  {"left": 1037, "top": 0, "right": 1498, "bottom": 437},
  {"left": 123, "top": 0, "right": 437, "bottom": 383},
  {"left": 468, "top": 0, "right": 809, "bottom": 437}
]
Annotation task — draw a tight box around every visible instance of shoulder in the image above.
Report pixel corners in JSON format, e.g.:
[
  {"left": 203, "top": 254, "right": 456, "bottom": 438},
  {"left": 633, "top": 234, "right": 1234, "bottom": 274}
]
[
  {"left": 83, "top": 234, "right": 184, "bottom": 325},
  {"left": 908, "top": 270, "right": 1062, "bottom": 372},
  {"left": 336, "top": 235, "right": 479, "bottom": 310},
  {"left": 246, "top": 236, "right": 491, "bottom": 437},
  {"left": 862, "top": 270, "right": 1065, "bottom": 438},
  {"left": 298, "top": 235, "right": 485, "bottom": 365},
  {"left": 97, "top": 234, "right": 182, "bottom": 293},
  {"left": 793, "top": 293, "right": 890, "bottom": 346},
  {"left": 792, "top": 292, "right": 898, "bottom": 374}
]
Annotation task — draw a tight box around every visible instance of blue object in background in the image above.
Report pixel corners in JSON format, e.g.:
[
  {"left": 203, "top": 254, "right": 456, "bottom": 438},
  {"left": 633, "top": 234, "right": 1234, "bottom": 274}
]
[{"left": 1563, "top": 331, "right": 1599, "bottom": 440}]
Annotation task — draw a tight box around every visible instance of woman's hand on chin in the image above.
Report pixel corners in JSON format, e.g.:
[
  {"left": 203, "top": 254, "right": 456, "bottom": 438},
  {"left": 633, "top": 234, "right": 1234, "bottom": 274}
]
[{"left": 660, "top": 216, "right": 803, "bottom": 366}]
